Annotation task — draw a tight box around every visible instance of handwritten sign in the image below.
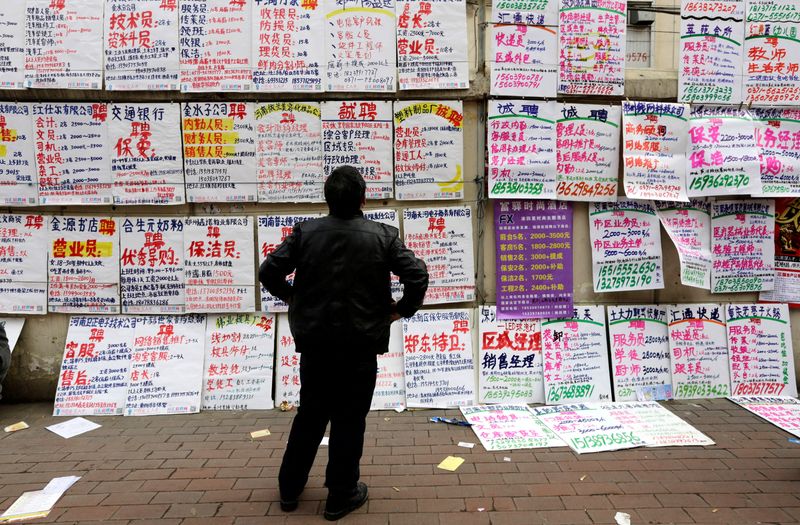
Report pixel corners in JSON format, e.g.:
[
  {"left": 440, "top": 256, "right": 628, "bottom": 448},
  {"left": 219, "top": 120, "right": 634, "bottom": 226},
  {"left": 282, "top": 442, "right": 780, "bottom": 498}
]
[
  {"left": 494, "top": 200, "right": 573, "bottom": 318},
  {"left": 0, "top": 104, "right": 36, "bottom": 206},
  {"left": 490, "top": 24, "right": 557, "bottom": 97},
  {"left": 656, "top": 199, "right": 713, "bottom": 289},
  {"left": 747, "top": 0, "right": 800, "bottom": 23},
  {"left": 184, "top": 216, "right": 255, "bottom": 313},
  {"left": 532, "top": 404, "right": 645, "bottom": 453},
  {"left": 556, "top": 103, "right": 620, "bottom": 201},
  {"left": 126, "top": 314, "right": 206, "bottom": 416},
  {"left": 24, "top": 0, "right": 104, "bottom": 89},
  {"left": 589, "top": 199, "right": 663, "bottom": 293},
  {"left": 729, "top": 395, "right": 800, "bottom": 437},
  {"left": 541, "top": 305, "right": 612, "bottom": 404},
  {"left": 478, "top": 306, "right": 543, "bottom": 404},
  {"left": 403, "top": 309, "right": 475, "bottom": 408},
  {"left": 252, "top": 0, "right": 324, "bottom": 92},
  {"left": 202, "top": 313, "right": 276, "bottom": 410},
  {"left": 275, "top": 313, "right": 300, "bottom": 407},
  {"left": 34, "top": 103, "right": 112, "bottom": 205},
  {"left": 752, "top": 108, "right": 800, "bottom": 196},
  {"left": 599, "top": 401, "right": 714, "bottom": 447},
  {"left": 461, "top": 404, "right": 564, "bottom": 450},
  {"left": 120, "top": 218, "right": 185, "bottom": 315},
  {"left": 679, "top": 0, "right": 744, "bottom": 103},
  {"left": 49, "top": 216, "right": 120, "bottom": 314},
  {"left": 744, "top": 10, "right": 800, "bottom": 105},
  {"left": 607, "top": 305, "right": 671, "bottom": 402},
  {"left": 179, "top": 0, "right": 252, "bottom": 92},
  {"left": 325, "top": 0, "right": 396, "bottom": 91},
  {"left": 488, "top": 100, "right": 557, "bottom": 199},
  {"left": 110, "top": 104, "right": 184, "bottom": 205},
  {"left": 0, "top": 4, "right": 25, "bottom": 89},
  {"left": 322, "top": 101, "right": 394, "bottom": 199},
  {"left": 492, "top": 0, "right": 557, "bottom": 25},
  {"left": 403, "top": 206, "right": 475, "bottom": 305},
  {"left": 726, "top": 303, "right": 796, "bottom": 397},
  {"left": 668, "top": 304, "right": 731, "bottom": 399},
  {"left": 104, "top": 0, "right": 180, "bottom": 90},
  {"left": 0, "top": 214, "right": 46, "bottom": 315},
  {"left": 711, "top": 199, "right": 775, "bottom": 293},
  {"left": 394, "top": 101, "right": 464, "bottom": 200},
  {"left": 182, "top": 102, "right": 257, "bottom": 203},
  {"left": 371, "top": 322, "right": 406, "bottom": 410},
  {"left": 761, "top": 198, "right": 800, "bottom": 306}
]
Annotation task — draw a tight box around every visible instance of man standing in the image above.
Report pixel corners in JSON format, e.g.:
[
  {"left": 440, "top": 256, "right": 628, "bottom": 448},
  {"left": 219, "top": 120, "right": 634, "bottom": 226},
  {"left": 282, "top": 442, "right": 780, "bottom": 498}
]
[{"left": 259, "top": 165, "right": 429, "bottom": 521}]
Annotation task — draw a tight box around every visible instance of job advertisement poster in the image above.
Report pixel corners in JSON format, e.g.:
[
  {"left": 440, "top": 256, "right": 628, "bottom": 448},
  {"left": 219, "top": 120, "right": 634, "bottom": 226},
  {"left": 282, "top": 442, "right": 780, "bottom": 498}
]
[
  {"left": 656, "top": 199, "right": 713, "bottom": 289},
  {"left": 0, "top": 214, "right": 47, "bottom": 315},
  {"left": 0, "top": 104, "right": 36, "bottom": 206}
]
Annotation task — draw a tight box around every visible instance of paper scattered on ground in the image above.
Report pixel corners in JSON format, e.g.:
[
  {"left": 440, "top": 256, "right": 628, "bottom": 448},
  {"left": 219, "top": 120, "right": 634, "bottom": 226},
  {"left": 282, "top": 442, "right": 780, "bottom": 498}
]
[
  {"left": 0, "top": 476, "right": 80, "bottom": 522},
  {"left": 615, "top": 511, "right": 631, "bottom": 525},
  {"left": 4, "top": 422, "right": 28, "bottom": 433},
  {"left": 250, "top": 429, "right": 271, "bottom": 439},
  {"left": 503, "top": 457, "right": 511, "bottom": 462},
  {"left": 45, "top": 418, "right": 100, "bottom": 439},
  {"left": 457, "top": 441, "right": 475, "bottom": 448},
  {"left": 320, "top": 437, "right": 329, "bottom": 446},
  {"left": 437, "top": 456, "right": 465, "bottom": 471}
]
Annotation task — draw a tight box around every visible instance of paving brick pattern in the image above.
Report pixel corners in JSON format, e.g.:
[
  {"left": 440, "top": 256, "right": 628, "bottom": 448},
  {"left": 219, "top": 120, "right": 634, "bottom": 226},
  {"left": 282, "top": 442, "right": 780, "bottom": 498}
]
[{"left": 1, "top": 399, "right": 799, "bottom": 524}]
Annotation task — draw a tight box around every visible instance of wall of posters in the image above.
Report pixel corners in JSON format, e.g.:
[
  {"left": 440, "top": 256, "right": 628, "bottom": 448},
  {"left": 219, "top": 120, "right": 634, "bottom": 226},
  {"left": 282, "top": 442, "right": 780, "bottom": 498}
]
[
  {"left": 182, "top": 102, "right": 257, "bottom": 203},
  {"left": 275, "top": 313, "right": 300, "bottom": 408},
  {"left": 532, "top": 404, "right": 645, "bottom": 453},
  {"left": 322, "top": 101, "right": 394, "bottom": 199},
  {"left": 179, "top": 0, "right": 252, "bottom": 92},
  {"left": 668, "top": 303, "right": 731, "bottom": 399},
  {"left": 607, "top": 305, "right": 671, "bottom": 402},
  {"left": 371, "top": 322, "right": 406, "bottom": 410},
  {"left": 104, "top": 0, "right": 180, "bottom": 91},
  {"left": 184, "top": 216, "right": 255, "bottom": 313},
  {"left": 120, "top": 217, "right": 185, "bottom": 315},
  {"left": 541, "top": 305, "right": 612, "bottom": 404},
  {"left": 494, "top": 200, "right": 573, "bottom": 318},
  {"left": 53, "top": 316, "right": 135, "bottom": 416},
  {"left": 202, "top": 313, "right": 276, "bottom": 410},
  {"left": 0, "top": 104, "right": 36, "bottom": 206},
  {"left": 656, "top": 199, "right": 713, "bottom": 289},
  {"left": 761, "top": 198, "right": 800, "bottom": 306},
  {"left": 729, "top": 395, "right": 800, "bottom": 438},
  {"left": 478, "top": 306, "right": 543, "bottom": 404},
  {"left": 255, "top": 102, "right": 324, "bottom": 202},
  {"left": 394, "top": 101, "right": 464, "bottom": 200},
  {"left": 490, "top": 24, "right": 558, "bottom": 97},
  {"left": 397, "top": 0, "right": 468, "bottom": 90},
  {"left": 753, "top": 108, "right": 800, "bottom": 197},
  {"left": 461, "top": 404, "right": 565, "bottom": 450},
  {"left": 711, "top": 199, "right": 775, "bottom": 293},
  {"left": 126, "top": 314, "right": 206, "bottom": 416},
  {"left": 589, "top": 199, "right": 664, "bottom": 293},
  {"left": 556, "top": 104, "right": 620, "bottom": 201},
  {"left": 599, "top": 401, "right": 714, "bottom": 447},
  {"left": 0, "top": 4, "right": 25, "bottom": 89},
  {"left": 25, "top": 0, "right": 104, "bottom": 89},
  {"left": 744, "top": 5, "right": 800, "bottom": 105},
  {"left": 0, "top": 214, "right": 47, "bottom": 315},
  {"left": 488, "top": 100, "right": 557, "bottom": 199},
  {"left": 403, "top": 309, "right": 476, "bottom": 408},
  {"left": 403, "top": 206, "right": 475, "bottom": 304},
  {"left": 34, "top": 103, "right": 113, "bottom": 205},
  {"left": 252, "top": 0, "right": 324, "bottom": 92},
  {"left": 48, "top": 216, "right": 120, "bottom": 314},
  {"left": 109, "top": 103, "right": 185, "bottom": 205}
]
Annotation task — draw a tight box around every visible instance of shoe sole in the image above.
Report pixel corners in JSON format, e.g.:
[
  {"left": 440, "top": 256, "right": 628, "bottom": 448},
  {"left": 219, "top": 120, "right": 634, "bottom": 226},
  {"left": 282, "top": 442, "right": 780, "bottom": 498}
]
[{"left": 323, "top": 494, "right": 368, "bottom": 521}]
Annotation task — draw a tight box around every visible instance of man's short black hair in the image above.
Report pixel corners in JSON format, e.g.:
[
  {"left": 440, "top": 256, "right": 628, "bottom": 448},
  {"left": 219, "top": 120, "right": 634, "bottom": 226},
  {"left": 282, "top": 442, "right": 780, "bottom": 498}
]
[{"left": 325, "top": 165, "right": 366, "bottom": 217}]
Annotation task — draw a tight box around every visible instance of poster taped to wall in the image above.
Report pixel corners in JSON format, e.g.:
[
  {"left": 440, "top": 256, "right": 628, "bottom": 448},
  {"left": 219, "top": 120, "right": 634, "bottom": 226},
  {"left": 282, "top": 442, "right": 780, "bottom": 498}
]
[
  {"left": 656, "top": 199, "right": 713, "bottom": 290},
  {"left": 761, "top": 198, "right": 800, "bottom": 306},
  {"left": 275, "top": 313, "right": 300, "bottom": 408},
  {"left": 0, "top": 4, "right": 25, "bottom": 89},
  {"left": 0, "top": 214, "right": 47, "bottom": 315},
  {"left": 492, "top": 0, "right": 557, "bottom": 25},
  {"left": 490, "top": 24, "right": 558, "bottom": 98},
  {"left": 752, "top": 108, "right": 800, "bottom": 197},
  {"left": 0, "top": 104, "right": 36, "bottom": 206},
  {"left": 743, "top": 16, "right": 800, "bottom": 105}
]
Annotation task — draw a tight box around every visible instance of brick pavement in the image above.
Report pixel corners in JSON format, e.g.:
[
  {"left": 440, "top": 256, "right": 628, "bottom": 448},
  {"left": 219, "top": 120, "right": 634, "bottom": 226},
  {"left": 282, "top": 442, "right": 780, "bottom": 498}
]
[{"left": 1, "top": 399, "right": 799, "bottom": 524}]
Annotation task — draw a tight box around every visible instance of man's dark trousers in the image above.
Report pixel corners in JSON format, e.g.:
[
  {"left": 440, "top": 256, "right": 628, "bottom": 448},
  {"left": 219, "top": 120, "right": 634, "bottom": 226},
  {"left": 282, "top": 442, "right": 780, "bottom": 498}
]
[{"left": 278, "top": 347, "right": 378, "bottom": 499}]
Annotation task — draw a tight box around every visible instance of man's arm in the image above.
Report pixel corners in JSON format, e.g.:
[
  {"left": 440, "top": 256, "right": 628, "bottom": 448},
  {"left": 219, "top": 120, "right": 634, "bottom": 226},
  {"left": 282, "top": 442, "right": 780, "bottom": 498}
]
[
  {"left": 389, "top": 235, "right": 429, "bottom": 319},
  {"left": 258, "top": 225, "right": 299, "bottom": 303}
]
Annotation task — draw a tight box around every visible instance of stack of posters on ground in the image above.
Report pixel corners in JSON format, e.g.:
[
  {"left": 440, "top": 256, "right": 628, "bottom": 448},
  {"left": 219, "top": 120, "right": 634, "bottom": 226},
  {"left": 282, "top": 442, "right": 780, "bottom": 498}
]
[{"left": 729, "top": 396, "right": 800, "bottom": 438}]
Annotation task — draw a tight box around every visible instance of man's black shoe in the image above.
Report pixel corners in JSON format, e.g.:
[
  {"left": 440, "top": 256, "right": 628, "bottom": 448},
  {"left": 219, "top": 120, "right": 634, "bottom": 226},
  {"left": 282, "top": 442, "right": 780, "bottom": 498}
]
[
  {"left": 279, "top": 498, "right": 298, "bottom": 512},
  {"left": 323, "top": 482, "right": 368, "bottom": 521}
]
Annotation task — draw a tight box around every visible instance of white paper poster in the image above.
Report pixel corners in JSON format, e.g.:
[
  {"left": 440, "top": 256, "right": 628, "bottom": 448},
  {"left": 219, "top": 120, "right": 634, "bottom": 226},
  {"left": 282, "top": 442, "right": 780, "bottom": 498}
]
[
  {"left": 184, "top": 216, "right": 255, "bottom": 313},
  {"left": 403, "top": 309, "right": 476, "bottom": 408},
  {"left": 202, "top": 313, "right": 276, "bottom": 410},
  {"left": 0, "top": 318, "right": 25, "bottom": 352},
  {"left": 656, "top": 199, "right": 713, "bottom": 289},
  {"left": 403, "top": 207, "right": 475, "bottom": 304},
  {"left": 109, "top": 103, "right": 185, "bottom": 205},
  {"left": 492, "top": 0, "right": 557, "bottom": 25},
  {"left": 53, "top": 316, "right": 135, "bottom": 416},
  {"left": 25, "top": 0, "right": 104, "bottom": 89},
  {"left": 275, "top": 313, "right": 300, "bottom": 408},
  {"left": 541, "top": 305, "right": 612, "bottom": 404},
  {"left": 461, "top": 404, "right": 565, "bottom": 451},
  {"left": 104, "top": 0, "right": 180, "bottom": 90},
  {"left": 711, "top": 199, "right": 775, "bottom": 293},
  {"left": 0, "top": 4, "right": 25, "bottom": 89},
  {"left": 761, "top": 198, "right": 800, "bottom": 305},
  {"left": 256, "top": 102, "right": 324, "bottom": 202},
  {"left": 322, "top": 101, "right": 394, "bottom": 200},
  {"left": 478, "top": 305, "right": 543, "bottom": 404},
  {"left": 488, "top": 100, "right": 557, "bottom": 199},
  {"left": 589, "top": 199, "right": 664, "bottom": 293},
  {"left": 48, "top": 216, "right": 120, "bottom": 314},
  {"left": 599, "top": 402, "right": 714, "bottom": 447},
  {"left": 396, "top": 0, "right": 469, "bottom": 90},
  {"left": 33, "top": 103, "right": 113, "bottom": 205},
  {"left": 668, "top": 304, "right": 731, "bottom": 399},
  {"left": 120, "top": 217, "right": 185, "bottom": 314},
  {"left": 125, "top": 314, "right": 206, "bottom": 416},
  {"left": 532, "top": 404, "right": 645, "bottom": 453},
  {"left": 726, "top": 303, "right": 796, "bottom": 397},
  {"left": 179, "top": 0, "right": 252, "bottom": 92},
  {"left": 744, "top": 17, "right": 800, "bottom": 105},
  {"left": 753, "top": 108, "right": 800, "bottom": 196},
  {"left": 607, "top": 305, "right": 671, "bottom": 402},
  {"left": 0, "top": 214, "right": 47, "bottom": 315},
  {"left": 394, "top": 101, "right": 464, "bottom": 200},
  {"left": 371, "top": 321, "right": 406, "bottom": 410},
  {"left": 182, "top": 102, "right": 258, "bottom": 203},
  {"left": 0, "top": 104, "right": 37, "bottom": 206},
  {"left": 324, "top": 0, "right": 396, "bottom": 92},
  {"left": 490, "top": 24, "right": 558, "bottom": 98},
  {"left": 556, "top": 104, "right": 621, "bottom": 201},
  {"left": 729, "top": 395, "right": 800, "bottom": 437}
]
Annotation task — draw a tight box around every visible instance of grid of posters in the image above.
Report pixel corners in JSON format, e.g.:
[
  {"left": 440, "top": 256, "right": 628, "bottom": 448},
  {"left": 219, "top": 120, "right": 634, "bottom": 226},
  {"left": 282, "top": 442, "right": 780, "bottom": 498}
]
[
  {"left": 0, "top": 214, "right": 47, "bottom": 315},
  {"left": 762, "top": 198, "right": 800, "bottom": 306},
  {"left": 0, "top": 4, "right": 25, "bottom": 89},
  {"left": 490, "top": 24, "right": 558, "bottom": 97},
  {"left": 729, "top": 395, "right": 800, "bottom": 438},
  {"left": 753, "top": 108, "right": 800, "bottom": 196},
  {"left": 656, "top": 199, "right": 713, "bottom": 289},
  {"left": 275, "top": 313, "right": 300, "bottom": 408},
  {"left": 744, "top": 3, "right": 800, "bottom": 106},
  {"left": 532, "top": 404, "right": 645, "bottom": 453},
  {"left": 372, "top": 322, "right": 406, "bottom": 410},
  {"left": 461, "top": 404, "right": 565, "bottom": 450},
  {"left": 0, "top": 104, "right": 36, "bottom": 206}
]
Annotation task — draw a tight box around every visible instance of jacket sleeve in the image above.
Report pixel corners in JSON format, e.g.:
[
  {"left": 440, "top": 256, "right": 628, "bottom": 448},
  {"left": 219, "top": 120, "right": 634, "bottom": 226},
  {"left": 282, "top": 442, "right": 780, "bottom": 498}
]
[
  {"left": 389, "top": 234, "right": 429, "bottom": 318},
  {"left": 258, "top": 225, "right": 300, "bottom": 303}
]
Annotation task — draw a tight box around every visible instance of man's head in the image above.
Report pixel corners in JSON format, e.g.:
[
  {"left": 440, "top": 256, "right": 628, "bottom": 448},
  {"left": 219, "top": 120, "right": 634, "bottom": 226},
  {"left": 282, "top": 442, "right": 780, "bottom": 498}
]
[{"left": 325, "top": 165, "right": 366, "bottom": 217}]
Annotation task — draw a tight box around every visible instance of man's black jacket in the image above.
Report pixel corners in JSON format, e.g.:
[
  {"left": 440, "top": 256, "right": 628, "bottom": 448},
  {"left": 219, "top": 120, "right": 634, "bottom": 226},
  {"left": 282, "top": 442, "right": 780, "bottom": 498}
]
[{"left": 259, "top": 212, "right": 429, "bottom": 353}]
